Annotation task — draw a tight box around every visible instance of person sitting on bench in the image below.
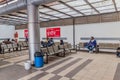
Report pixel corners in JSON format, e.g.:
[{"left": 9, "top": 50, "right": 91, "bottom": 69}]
[
  {"left": 60, "top": 40, "right": 64, "bottom": 45},
  {"left": 86, "top": 36, "right": 97, "bottom": 53},
  {"left": 47, "top": 38, "right": 54, "bottom": 47},
  {"left": 41, "top": 41, "right": 47, "bottom": 47}
]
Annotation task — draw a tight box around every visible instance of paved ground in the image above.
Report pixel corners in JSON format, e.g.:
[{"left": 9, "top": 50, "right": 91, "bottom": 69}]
[{"left": 0, "top": 51, "right": 120, "bottom": 80}]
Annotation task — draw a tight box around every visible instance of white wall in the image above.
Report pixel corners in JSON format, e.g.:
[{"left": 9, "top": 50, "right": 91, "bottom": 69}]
[
  {"left": 40, "top": 26, "right": 73, "bottom": 44},
  {"left": 0, "top": 24, "right": 15, "bottom": 42},
  {"left": 16, "top": 21, "right": 120, "bottom": 45},
  {"left": 16, "top": 29, "right": 25, "bottom": 41},
  {"left": 16, "top": 26, "right": 73, "bottom": 44},
  {"left": 75, "top": 21, "right": 120, "bottom": 44}
]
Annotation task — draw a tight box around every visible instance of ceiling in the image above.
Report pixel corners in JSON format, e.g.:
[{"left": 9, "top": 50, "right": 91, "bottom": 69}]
[{"left": 0, "top": 0, "right": 120, "bottom": 25}]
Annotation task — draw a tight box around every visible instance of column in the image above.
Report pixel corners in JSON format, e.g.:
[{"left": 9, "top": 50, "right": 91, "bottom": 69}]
[
  {"left": 27, "top": 2, "right": 40, "bottom": 63},
  {"left": 73, "top": 18, "right": 76, "bottom": 49}
]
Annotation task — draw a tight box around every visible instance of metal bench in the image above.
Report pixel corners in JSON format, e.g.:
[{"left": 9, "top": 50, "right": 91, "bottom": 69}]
[
  {"left": 98, "top": 43, "right": 120, "bottom": 53},
  {"left": 41, "top": 45, "right": 65, "bottom": 63},
  {"left": 18, "top": 41, "right": 28, "bottom": 50}
]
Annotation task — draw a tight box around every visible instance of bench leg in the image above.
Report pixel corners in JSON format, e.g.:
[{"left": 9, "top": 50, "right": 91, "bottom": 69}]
[
  {"left": 45, "top": 53, "right": 48, "bottom": 64},
  {"left": 63, "top": 50, "right": 66, "bottom": 57},
  {"left": 95, "top": 48, "right": 99, "bottom": 53}
]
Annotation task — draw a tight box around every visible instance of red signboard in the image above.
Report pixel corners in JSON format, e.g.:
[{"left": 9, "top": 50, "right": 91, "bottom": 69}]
[
  {"left": 46, "top": 27, "right": 61, "bottom": 38},
  {"left": 24, "top": 29, "right": 28, "bottom": 37},
  {"left": 14, "top": 32, "right": 18, "bottom": 38}
]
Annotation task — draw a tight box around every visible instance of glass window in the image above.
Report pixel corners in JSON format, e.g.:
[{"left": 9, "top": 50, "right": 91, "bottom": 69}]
[
  {"left": 66, "top": 11, "right": 78, "bottom": 15},
  {"left": 51, "top": 4, "right": 67, "bottom": 10},
  {"left": 100, "top": 9, "right": 115, "bottom": 13},
  {"left": 66, "top": 0, "right": 86, "bottom": 6},
  {"left": 74, "top": 5, "right": 91, "bottom": 11},
  {"left": 96, "top": 5, "right": 114, "bottom": 11}
]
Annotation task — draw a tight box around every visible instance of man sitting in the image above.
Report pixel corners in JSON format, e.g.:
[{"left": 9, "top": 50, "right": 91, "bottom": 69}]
[
  {"left": 41, "top": 41, "right": 47, "bottom": 47},
  {"left": 47, "top": 38, "right": 54, "bottom": 47},
  {"left": 86, "top": 36, "right": 97, "bottom": 53}
]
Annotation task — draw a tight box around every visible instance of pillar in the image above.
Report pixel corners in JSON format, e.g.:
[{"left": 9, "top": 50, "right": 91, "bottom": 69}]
[
  {"left": 73, "top": 18, "right": 76, "bottom": 49},
  {"left": 27, "top": 2, "right": 40, "bottom": 63}
]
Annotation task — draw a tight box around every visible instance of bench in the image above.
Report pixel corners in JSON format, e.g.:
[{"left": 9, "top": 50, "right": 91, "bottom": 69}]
[
  {"left": 18, "top": 41, "right": 28, "bottom": 50},
  {"left": 1, "top": 44, "right": 10, "bottom": 53},
  {"left": 78, "top": 37, "right": 120, "bottom": 53},
  {"left": 76, "top": 42, "right": 98, "bottom": 53},
  {"left": 41, "top": 45, "right": 65, "bottom": 63},
  {"left": 41, "top": 43, "right": 74, "bottom": 64},
  {"left": 98, "top": 43, "right": 120, "bottom": 53},
  {"left": 53, "top": 45, "right": 64, "bottom": 56},
  {"left": 0, "top": 43, "right": 21, "bottom": 58},
  {"left": 59, "top": 43, "right": 75, "bottom": 56},
  {"left": 54, "top": 42, "right": 60, "bottom": 46},
  {"left": 76, "top": 42, "right": 86, "bottom": 51}
]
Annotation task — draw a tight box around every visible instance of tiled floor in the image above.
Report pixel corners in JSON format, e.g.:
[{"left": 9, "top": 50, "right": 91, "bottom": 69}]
[{"left": 0, "top": 51, "right": 120, "bottom": 80}]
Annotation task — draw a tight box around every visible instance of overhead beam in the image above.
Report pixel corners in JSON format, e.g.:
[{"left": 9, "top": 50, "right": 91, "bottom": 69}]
[
  {"left": 0, "top": 0, "right": 13, "bottom": 5},
  {"left": 59, "top": 1, "right": 85, "bottom": 16},
  {"left": 1, "top": 15, "right": 27, "bottom": 21},
  {"left": 8, "top": 14, "right": 27, "bottom": 19},
  {"left": 84, "top": 0, "right": 100, "bottom": 14},
  {"left": 39, "top": 11, "right": 61, "bottom": 19},
  {"left": 17, "top": 11, "right": 62, "bottom": 20},
  {"left": 112, "top": 0, "right": 118, "bottom": 12},
  {"left": 42, "top": 5, "right": 73, "bottom": 17},
  {"left": 0, "top": 16, "right": 27, "bottom": 25},
  {"left": 0, "top": 0, "right": 59, "bottom": 15},
  {"left": 17, "top": 11, "right": 52, "bottom": 20},
  {"left": 0, "top": 20, "right": 26, "bottom": 25},
  {"left": 39, "top": 16, "right": 51, "bottom": 20},
  {"left": 0, "top": 17, "right": 26, "bottom": 24},
  {"left": 16, "top": 11, "right": 27, "bottom": 15}
]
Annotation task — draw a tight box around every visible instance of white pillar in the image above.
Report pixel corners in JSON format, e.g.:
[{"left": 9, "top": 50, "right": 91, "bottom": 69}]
[{"left": 27, "top": 2, "right": 40, "bottom": 63}]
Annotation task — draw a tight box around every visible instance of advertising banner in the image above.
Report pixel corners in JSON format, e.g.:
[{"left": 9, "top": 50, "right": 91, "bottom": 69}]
[
  {"left": 46, "top": 27, "right": 61, "bottom": 38},
  {"left": 24, "top": 29, "right": 28, "bottom": 37}
]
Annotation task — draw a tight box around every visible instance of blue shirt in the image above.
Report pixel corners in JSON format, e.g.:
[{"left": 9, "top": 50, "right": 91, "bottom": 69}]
[{"left": 88, "top": 39, "right": 97, "bottom": 47}]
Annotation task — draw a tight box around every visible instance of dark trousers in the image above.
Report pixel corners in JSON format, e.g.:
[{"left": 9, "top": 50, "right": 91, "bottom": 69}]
[{"left": 87, "top": 45, "right": 95, "bottom": 51}]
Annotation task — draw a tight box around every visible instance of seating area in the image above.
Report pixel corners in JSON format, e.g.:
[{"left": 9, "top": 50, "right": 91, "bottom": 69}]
[
  {"left": 3, "top": 39, "right": 116, "bottom": 64},
  {"left": 0, "top": 41, "right": 75, "bottom": 64},
  {"left": 41, "top": 42, "right": 74, "bottom": 63},
  {"left": 0, "top": 41, "right": 28, "bottom": 54},
  {"left": 76, "top": 42, "right": 120, "bottom": 53},
  {"left": 98, "top": 43, "right": 120, "bottom": 50},
  {"left": 1, "top": 40, "right": 119, "bottom": 61},
  {"left": 0, "top": 42, "right": 27, "bottom": 57},
  {"left": 76, "top": 42, "right": 87, "bottom": 51},
  {"left": 1, "top": 0, "right": 120, "bottom": 80}
]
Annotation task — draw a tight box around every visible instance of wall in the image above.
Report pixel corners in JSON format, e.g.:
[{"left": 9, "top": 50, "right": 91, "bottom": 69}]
[
  {"left": 15, "top": 29, "right": 25, "bottom": 41},
  {"left": 16, "top": 21, "right": 120, "bottom": 45},
  {"left": 16, "top": 26, "right": 73, "bottom": 44},
  {"left": 40, "top": 26, "right": 73, "bottom": 44},
  {"left": 75, "top": 21, "right": 120, "bottom": 44},
  {"left": 0, "top": 24, "right": 15, "bottom": 42}
]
